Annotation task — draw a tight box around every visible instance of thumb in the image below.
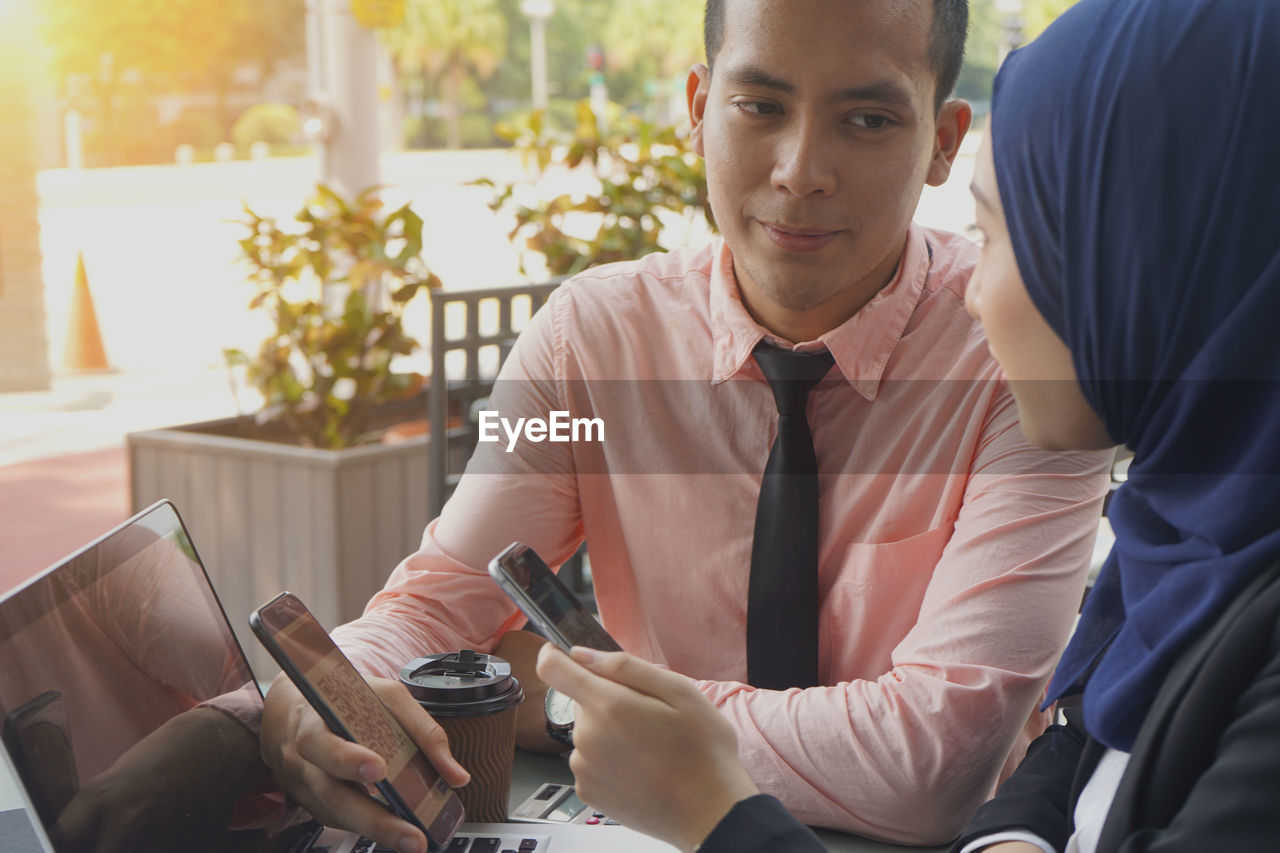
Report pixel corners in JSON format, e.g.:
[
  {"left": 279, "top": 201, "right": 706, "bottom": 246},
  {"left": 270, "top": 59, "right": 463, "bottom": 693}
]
[
  {"left": 568, "top": 647, "right": 698, "bottom": 706},
  {"left": 373, "top": 678, "right": 472, "bottom": 788}
]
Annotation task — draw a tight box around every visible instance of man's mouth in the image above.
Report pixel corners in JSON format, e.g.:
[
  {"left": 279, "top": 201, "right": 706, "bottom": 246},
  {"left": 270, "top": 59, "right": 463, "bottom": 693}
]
[{"left": 760, "top": 222, "right": 840, "bottom": 253}]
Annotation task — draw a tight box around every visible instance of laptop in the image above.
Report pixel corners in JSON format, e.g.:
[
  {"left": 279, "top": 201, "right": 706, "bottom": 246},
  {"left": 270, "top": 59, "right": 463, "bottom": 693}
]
[{"left": 0, "top": 500, "right": 670, "bottom": 853}]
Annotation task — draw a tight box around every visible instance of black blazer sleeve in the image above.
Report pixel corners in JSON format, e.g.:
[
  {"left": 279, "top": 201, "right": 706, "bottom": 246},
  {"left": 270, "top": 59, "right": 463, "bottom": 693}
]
[
  {"left": 1096, "top": 569, "right": 1280, "bottom": 852},
  {"left": 698, "top": 794, "right": 827, "bottom": 853},
  {"left": 948, "top": 712, "right": 1088, "bottom": 853}
]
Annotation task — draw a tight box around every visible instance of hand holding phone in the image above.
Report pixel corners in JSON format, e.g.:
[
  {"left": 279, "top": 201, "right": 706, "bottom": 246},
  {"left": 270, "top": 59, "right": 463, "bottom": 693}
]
[
  {"left": 488, "top": 543, "right": 621, "bottom": 653},
  {"left": 250, "top": 592, "right": 465, "bottom": 851}
]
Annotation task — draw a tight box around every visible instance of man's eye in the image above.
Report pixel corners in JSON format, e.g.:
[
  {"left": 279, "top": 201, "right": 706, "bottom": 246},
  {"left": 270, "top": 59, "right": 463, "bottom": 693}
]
[
  {"left": 735, "top": 101, "right": 781, "bottom": 116},
  {"left": 850, "top": 114, "right": 892, "bottom": 130}
]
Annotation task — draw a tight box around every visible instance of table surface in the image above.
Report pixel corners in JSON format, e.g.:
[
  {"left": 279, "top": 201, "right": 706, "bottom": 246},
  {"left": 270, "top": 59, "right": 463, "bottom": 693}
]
[
  {"left": 2, "top": 747, "right": 942, "bottom": 852},
  {"left": 507, "top": 750, "right": 942, "bottom": 853}
]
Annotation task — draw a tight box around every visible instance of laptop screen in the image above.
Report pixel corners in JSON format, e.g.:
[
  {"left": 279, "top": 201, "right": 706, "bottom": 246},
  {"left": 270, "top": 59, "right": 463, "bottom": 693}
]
[{"left": 0, "top": 501, "right": 280, "bottom": 851}]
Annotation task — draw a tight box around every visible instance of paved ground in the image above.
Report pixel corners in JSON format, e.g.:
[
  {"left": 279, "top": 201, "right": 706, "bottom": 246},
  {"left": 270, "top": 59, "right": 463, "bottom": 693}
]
[
  {"left": 0, "top": 366, "right": 240, "bottom": 590},
  {"left": 0, "top": 446, "right": 127, "bottom": 592},
  {"left": 0, "top": 139, "right": 984, "bottom": 596}
]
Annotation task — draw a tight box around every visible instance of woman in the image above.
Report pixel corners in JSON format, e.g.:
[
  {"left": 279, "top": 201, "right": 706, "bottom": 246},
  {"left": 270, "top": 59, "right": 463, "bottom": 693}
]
[{"left": 537, "top": 0, "right": 1280, "bottom": 851}]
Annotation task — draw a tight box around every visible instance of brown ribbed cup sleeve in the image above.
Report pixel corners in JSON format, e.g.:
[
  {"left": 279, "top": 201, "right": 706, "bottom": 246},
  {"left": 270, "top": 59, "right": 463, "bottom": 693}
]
[{"left": 435, "top": 705, "right": 519, "bottom": 823}]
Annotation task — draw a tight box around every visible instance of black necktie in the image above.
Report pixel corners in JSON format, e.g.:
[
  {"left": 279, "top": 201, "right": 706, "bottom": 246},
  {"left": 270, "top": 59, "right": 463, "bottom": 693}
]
[{"left": 748, "top": 342, "right": 835, "bottom": 690}]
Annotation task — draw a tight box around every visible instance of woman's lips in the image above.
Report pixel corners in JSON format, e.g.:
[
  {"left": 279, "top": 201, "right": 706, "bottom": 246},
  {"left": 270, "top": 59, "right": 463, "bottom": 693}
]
[{"left": 761, "top": 222, "right": 840, "bottom": 252}]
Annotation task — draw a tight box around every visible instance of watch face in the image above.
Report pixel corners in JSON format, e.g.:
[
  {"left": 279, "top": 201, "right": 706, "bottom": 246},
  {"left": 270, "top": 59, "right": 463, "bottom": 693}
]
[
  {"left": 544, "top": 687, "right": 576, "bottom": 748},
  {"left": 544, "top": 687, "right": 575, "bottom": 727}
]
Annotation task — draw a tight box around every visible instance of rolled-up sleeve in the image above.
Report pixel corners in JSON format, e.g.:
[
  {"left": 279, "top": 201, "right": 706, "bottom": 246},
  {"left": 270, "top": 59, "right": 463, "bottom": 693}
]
[{"left": 332, "top": 287, "right": 583, "bottom": 677}]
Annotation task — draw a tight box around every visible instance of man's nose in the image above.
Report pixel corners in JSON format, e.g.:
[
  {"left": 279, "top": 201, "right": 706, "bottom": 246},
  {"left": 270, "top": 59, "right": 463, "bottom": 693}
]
[{"left": 771, "top": 120, "right": 838, "bottom": 198}]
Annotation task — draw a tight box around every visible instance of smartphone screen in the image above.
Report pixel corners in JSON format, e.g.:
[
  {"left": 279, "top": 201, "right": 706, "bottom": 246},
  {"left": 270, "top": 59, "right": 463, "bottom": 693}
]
[
  {"left": 488, "top": 543, "right": 622, "bottom": 653},
  {"left": 250, "top": 593, "right": 464, "bottom": 848}
]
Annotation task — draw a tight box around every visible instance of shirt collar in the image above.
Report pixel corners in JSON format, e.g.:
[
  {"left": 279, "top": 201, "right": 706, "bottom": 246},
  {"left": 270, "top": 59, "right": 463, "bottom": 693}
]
[{"left": 709, "top": 223, "right": 933, "bottom": 400}]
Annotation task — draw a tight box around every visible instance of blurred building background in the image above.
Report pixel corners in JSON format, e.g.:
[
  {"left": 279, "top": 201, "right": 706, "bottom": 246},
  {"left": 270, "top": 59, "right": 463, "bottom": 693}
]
[
  {"left": 18, "top": 0, "right": 1082, "bottom": 171},
  {"left": 0, "top": 1, "right": 52, "bottom": 392},
  {"left": 0, "top": 0, "right": 1083, "bottom": 586}
]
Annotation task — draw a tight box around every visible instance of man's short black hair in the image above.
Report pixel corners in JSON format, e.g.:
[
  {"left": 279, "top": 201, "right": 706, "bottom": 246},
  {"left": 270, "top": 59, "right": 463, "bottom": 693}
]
[{"left": 703, "top": 0, "right": 969, "bottom": 111}]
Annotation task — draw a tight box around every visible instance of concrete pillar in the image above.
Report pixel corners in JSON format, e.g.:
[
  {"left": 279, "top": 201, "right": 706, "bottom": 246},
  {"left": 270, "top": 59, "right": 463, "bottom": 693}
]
[
  {"left": 0, "top": 0, "right": 52, "bottom": 392},
  {"left": 309, "top": 0, "right": 380, "bottom": 198},
  {"left": 521, "top": 0, "right": 555, "bottom": 111}
]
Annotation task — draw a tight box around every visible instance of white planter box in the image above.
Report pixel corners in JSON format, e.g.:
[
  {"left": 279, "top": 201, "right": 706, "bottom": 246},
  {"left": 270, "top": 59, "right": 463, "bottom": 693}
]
[{"left": 127, "top": 412, "right": 439, "bottom": 677}]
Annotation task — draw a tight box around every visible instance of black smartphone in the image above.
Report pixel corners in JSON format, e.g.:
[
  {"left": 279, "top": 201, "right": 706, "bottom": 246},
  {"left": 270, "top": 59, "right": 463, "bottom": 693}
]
[
  {"left": 2, "top": 690, "right": 80, "bottom": 828},
  {"left": 487, "top": 542, "right": 622, "bottom": 653},
  {"left": 249, "top": 592, "right": 465, "bottom": 850}
]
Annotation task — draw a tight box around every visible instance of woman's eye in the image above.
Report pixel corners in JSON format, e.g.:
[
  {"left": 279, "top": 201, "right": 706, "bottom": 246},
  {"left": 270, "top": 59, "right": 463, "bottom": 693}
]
[{"left": 850, "top": 114, "right": 892, "bottom": 129}]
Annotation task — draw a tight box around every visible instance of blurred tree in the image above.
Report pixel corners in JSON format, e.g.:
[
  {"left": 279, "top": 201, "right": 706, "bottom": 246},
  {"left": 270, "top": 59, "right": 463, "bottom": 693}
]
[
  {"left": 232, "top": 103, "right": 302, "bottom": 151},
  {"left": 40, "top": 0, "right": 304, "bottom": 162},
  {"left": 472, "top": 0, "right": 686, "bottom": 134},
  {"left": 174, "top": 0, "right": 305, "bottom": 137},
  {"left": 953, "top": 0, "right": 1002, "bottom": 106},
  {"left": 42, "top": 0, "right": 180, "bottom": 162},
  {"left": 601, "top": 0, "right": 704, "bottom": 122},
  {"left": 478, "top": 101, "right": 711, "bottom": 277},
  {"left": 385, "top": 0, "right": 508, "bottom": 149},
  {"left": 387, "top": 0, "right": 1055, "bottom": 151},
  {"left": 1023, "top": 0, "right": 1079, "bottom": 40},
  {"left": 536, "top": 0, "right": 612, "bottom": 110},
  {"left": 950, "top": 0, "right": 1082, "bottom": 111}
]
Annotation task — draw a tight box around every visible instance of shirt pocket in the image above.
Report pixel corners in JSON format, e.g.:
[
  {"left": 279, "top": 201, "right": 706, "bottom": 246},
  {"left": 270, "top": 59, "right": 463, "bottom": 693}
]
[{"left": 819, "top": 523, "right": 954, "bottom": 682}]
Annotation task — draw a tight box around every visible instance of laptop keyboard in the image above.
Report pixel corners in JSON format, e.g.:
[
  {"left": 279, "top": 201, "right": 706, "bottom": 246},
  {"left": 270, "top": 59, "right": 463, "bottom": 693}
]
[
  {"left": 443, "top": 833, "right": 546, "bottom": 853},
  {"left": 347, "top": 832, "right": 547, "bottom": 853}
]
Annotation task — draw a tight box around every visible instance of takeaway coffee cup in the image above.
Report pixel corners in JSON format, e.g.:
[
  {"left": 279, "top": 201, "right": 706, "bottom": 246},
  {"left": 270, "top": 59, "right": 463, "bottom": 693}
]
[{"left": 399, "top": 650, "right": 524, "bottom": 823}]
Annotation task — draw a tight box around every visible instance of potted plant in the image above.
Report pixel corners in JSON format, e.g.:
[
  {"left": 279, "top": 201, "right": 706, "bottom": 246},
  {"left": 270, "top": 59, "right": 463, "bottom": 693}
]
[
  {"left": 475, "top": 101, "right": 715, "bottom": 278},
  {"left": 127, "top": 185, "right": 450, "bottom": 674},
  {"left": 223, "top": 184, "right": 441, "bottom": 449}
]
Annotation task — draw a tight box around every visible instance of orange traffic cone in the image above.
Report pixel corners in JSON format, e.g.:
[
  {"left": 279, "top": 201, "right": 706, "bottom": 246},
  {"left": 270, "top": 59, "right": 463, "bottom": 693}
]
[{"left": 62, "top": 251, "right": 112, "bottom": 372}]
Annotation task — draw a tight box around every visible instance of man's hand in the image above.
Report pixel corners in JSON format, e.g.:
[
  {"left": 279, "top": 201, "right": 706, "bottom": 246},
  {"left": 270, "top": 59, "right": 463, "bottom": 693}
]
[
  {"left": 493, "top": 630, "right": 567, "bottom": 753},
  {"left": 536, "top": 645, "right": 759, "bottom": 853},
  {"left": 260, "top": 672, "right": 470, "bottom": 853}
]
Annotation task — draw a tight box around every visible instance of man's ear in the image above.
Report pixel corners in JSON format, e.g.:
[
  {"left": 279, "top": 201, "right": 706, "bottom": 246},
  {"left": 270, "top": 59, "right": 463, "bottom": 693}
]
[
  {"left": 687, "top": 63, "right": 711, "bottom": 158},
  {"left": 926, "top": 98, "right": 973, "bottom": 187}
]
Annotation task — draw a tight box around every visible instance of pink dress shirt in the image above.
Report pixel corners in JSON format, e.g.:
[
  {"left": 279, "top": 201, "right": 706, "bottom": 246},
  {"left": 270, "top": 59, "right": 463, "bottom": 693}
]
[{"left": 333, "top": 224, "right": 1111, "bottom": 843}]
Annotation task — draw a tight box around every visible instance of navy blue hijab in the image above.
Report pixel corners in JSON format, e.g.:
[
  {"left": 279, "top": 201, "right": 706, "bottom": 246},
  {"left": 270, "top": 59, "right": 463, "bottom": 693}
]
[{"left": 992, "top": 0, "right": 1280, "bottom": 751}]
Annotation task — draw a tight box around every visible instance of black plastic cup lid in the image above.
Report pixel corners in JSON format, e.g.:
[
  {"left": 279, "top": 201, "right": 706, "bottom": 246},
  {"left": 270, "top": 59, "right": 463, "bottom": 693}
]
[{"left": 399, "top": 650, "right": 524, "bottom": 717}]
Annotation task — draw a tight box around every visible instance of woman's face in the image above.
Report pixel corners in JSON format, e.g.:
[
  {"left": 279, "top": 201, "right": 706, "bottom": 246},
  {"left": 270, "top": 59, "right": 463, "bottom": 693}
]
[{"left": 966, "top": 131, "right": 1113, "bottom": 452}]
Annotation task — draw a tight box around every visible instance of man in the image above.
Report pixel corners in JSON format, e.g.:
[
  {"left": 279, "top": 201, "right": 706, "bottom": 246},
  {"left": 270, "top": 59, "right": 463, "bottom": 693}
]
[{"left": 261, "top": 1, "right": 1111, "bottom": 849}]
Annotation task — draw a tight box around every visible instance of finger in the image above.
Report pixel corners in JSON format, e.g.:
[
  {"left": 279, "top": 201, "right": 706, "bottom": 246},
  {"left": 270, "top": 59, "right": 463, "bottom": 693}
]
[
  {"left": 535, "top": 642, "right": 606, "bottom": 704},
  {"left": 372, "top": 677, "right": 472, "bottom": 788},
  {"left": 567, "top": 647, "right": 700, "bottom": 706},
  {"left": 537, "top": 644, "right": 673, "bottom": 720},
  {"left": 290, "top": 758, "right": 429, "bottom": 853},
  {"left": 261, "top": 676, "right": 378, "bottom": 785},
  {"left": 260, "top": 673, "right": 306, "bottom": 771},
  {"left": 264, "top": 679, "right": 429, "bottom": 853},
  {"left": 266, "top": 673, "right": 388, "bottom": 784},
  {"left": 294, "top": 710, "right": 388, "bottom": 785}
]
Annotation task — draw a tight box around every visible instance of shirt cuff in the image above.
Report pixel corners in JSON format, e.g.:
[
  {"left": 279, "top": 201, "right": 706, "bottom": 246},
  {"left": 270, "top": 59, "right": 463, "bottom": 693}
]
[
  {"left": 698, "top": 794, "right": 825, "bottom": 853},
  {"left": 959, "top": 830, "right": 1057, "bottom": 853},
  {"left": 196, "top": 681, "right": 264, "bottom": 735}
]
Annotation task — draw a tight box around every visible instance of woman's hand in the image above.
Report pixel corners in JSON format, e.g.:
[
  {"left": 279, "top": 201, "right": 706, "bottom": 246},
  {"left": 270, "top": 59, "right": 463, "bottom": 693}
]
[
  {"left": 50, "top": 706, "right": 268, "bottom": 853},
  {"left": 536, "top": 644, "right": 759, "bottom": 853}
]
